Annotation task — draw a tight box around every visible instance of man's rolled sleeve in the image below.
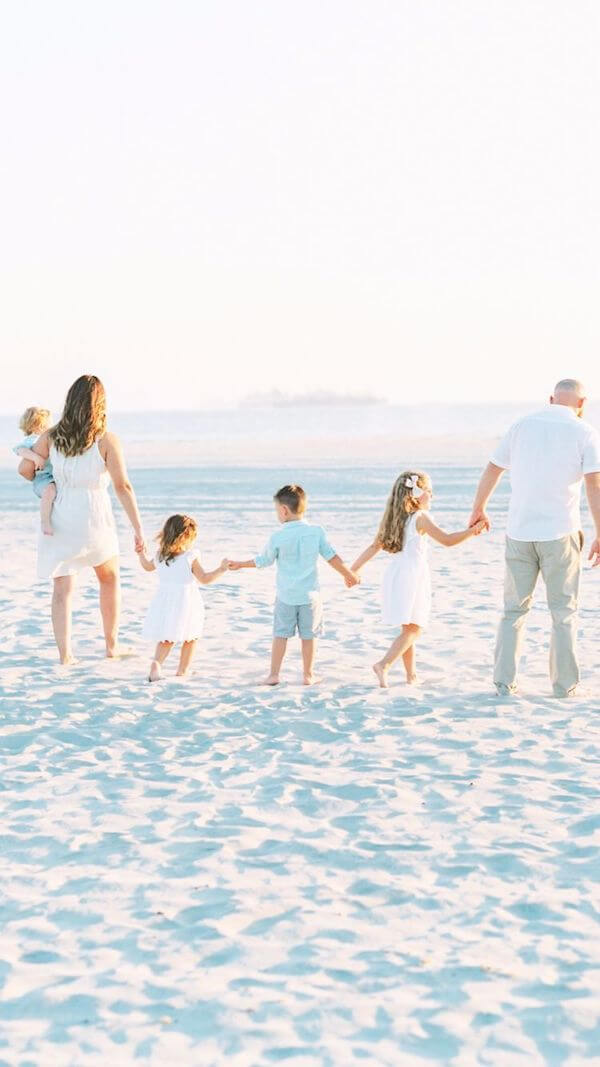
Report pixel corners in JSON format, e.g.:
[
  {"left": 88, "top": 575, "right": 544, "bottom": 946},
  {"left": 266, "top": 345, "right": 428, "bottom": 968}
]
[
  {"left": 318, "top": 527, "right": 336, "bottom": 561},
  {"left": 490, "top": 427, "right": 512, "bottom": 470}
]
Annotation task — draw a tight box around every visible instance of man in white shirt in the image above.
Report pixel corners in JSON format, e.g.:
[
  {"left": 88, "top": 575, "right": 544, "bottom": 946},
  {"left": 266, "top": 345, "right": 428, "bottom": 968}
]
[{"left": 469, "top": 379, "right": 600, "bottom": 697}]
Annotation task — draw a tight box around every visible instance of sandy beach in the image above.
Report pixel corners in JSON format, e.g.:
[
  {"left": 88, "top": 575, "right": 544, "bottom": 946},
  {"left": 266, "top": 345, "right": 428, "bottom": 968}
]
[
  {"left": 1, "top": 449, "right": 600, "bottom": 1066},
  {"left": 4, "top": 0, "right": 600, "bottom": 1055}
]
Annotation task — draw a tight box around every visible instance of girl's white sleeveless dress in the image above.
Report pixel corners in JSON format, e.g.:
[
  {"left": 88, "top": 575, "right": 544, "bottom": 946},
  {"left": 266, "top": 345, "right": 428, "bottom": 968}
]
[
  {"left": 142, "top": 551, "right": 205, "bottom": 643},
  {"left": 381, "top": 512, "right": 431, "bottom": 627},
  {"left": 38, "top": 442, "right": 119, "bottom": 579}
]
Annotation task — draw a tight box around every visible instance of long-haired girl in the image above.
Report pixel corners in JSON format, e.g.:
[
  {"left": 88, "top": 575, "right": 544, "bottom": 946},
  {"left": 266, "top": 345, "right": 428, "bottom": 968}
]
[
  {"left": 352, "top": 471, "right": 486, "bottom": 688},
  {"left": 137, "top": 513, "right": 228, "bottom": 682}
]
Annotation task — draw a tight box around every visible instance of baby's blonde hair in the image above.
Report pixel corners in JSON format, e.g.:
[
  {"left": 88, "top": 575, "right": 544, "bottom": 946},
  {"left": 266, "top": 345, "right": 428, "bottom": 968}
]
[
  {"left": 19, "top": 407, "right": 51, "bottom": 436},
  {"left": 377, "top": 470, "right": 429, "bottom": 553}
]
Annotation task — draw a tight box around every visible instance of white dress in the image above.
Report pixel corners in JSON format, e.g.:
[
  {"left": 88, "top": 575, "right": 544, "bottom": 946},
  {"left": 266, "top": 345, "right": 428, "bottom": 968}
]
[
  {"left": 381, "top": 513, "right": 431, "bottom": 627},
  {"left": 38, "top": 442, "right": 119, "bottom": 579},
  {"left": 142, "top": 551, "right": 205, "bottom": 643}
]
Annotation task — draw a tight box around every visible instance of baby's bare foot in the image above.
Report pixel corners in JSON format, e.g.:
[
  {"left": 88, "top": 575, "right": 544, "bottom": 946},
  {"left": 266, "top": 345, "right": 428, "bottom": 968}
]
[
  {"left": 262, "top": 674, "right": 280, "bottom": 686},
  {"left": 149, "top": 660, "right": 162, "bottom": 683},
  {"left": 373, "top": 662, "right": 389, "bottom": 688}
]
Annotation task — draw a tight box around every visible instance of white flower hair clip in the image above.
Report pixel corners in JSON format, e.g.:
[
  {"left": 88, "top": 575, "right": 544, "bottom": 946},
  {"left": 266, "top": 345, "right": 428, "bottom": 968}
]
[{"left": 405, "top": 474, "right": 425, "bottom": 500}]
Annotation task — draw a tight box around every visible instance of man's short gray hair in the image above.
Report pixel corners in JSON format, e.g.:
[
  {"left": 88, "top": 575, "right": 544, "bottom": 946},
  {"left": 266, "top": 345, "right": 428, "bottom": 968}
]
[{"left": 553, "top": 378, "right": 585, "bottom": 398}]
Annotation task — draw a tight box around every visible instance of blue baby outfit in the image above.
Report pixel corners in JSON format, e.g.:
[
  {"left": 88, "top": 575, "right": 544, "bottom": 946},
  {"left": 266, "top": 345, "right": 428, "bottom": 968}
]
[{"left": 13, "top": 434, "right": 54, "bottom": 498}]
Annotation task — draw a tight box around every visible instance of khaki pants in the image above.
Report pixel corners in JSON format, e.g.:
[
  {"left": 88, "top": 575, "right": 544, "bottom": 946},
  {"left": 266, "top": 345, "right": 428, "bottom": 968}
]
[{"left": 494, "top": 534, "right": 582, "bottom": 696}]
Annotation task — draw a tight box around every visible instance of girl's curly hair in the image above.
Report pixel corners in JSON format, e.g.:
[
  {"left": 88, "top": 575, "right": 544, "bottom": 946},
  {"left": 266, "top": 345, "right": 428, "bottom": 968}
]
[
  {"left": 157, "top": 514, "right": 198, "bottom": 564},
  {"left": 377, "top": 470, "right": 429, "bottom": 553}
]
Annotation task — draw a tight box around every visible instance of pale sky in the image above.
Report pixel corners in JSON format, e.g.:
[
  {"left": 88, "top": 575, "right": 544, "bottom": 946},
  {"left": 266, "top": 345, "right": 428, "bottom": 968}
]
[{"left": 1, "top": 0, "right": 599, "bottom": 413}]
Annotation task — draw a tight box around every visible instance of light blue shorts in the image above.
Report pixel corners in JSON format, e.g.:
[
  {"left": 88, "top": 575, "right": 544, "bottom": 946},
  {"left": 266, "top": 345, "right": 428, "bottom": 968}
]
[
  {"left": 273, "top": 596, "right": 323, "bottom": 639},
  {"left": 33, "top": 470, "right": 55, "bottom": 499}
]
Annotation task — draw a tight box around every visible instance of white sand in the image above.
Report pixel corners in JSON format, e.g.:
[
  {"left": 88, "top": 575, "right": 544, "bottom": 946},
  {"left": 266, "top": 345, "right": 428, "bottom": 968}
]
[{"left": 1, "top": 481, "right": 600, "bottom": 1065}]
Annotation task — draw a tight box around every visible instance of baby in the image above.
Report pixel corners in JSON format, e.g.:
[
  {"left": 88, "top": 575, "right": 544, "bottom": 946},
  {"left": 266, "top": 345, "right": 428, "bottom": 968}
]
[{"left": 14, "top": 407, "right": 56, "bottom": 535}]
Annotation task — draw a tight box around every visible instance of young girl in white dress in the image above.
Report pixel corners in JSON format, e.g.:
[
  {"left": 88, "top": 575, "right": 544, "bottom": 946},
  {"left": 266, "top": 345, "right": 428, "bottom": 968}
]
[
  {"left": 137, "top": 514, "right": 229, "bottom": 682},
  {"left": 352, "top": 471, "right": 486, "bottom": 688}
]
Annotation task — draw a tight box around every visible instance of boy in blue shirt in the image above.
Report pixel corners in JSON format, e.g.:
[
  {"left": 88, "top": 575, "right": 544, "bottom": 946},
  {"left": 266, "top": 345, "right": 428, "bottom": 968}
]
[{"left": 229, "top": 484, "right": 359, "bottom": 685}]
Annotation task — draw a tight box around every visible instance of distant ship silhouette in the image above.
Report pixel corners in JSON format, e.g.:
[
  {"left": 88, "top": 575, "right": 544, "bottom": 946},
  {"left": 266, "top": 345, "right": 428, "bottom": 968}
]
[{"left": 241, "top": 389, "right": 385, "bottom": 408}]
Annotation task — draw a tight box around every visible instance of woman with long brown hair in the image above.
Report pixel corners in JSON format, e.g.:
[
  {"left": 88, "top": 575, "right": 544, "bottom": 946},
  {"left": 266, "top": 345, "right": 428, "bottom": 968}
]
[{"left": 18, "top": 375, "right": 144, "bottom": 664}]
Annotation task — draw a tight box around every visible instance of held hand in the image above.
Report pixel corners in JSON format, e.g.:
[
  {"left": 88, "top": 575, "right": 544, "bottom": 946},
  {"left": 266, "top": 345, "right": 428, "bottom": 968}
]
[
  {"left": 220, "top": 558, "right": 230, "bottom": 572},
  {"left": 344, "top": 571, "right": 361, "bottom": 588},
  {"left": 588, "top": 538, "right": 600, "bottom": 567},
  {"left": 33, "top": 454, "right": 46, "bottom": 471},
  {"left": 134, "top": 532, "right": 146, "bottom": 554},
  {"left": 472, "top": 519, "right": 488, "bottom": 536},
  {"left": 469, "top": 508, "right": 491, "bottom": 532},
  {"left": 228, "top": 560, "right": 243, "bottom": 570}
]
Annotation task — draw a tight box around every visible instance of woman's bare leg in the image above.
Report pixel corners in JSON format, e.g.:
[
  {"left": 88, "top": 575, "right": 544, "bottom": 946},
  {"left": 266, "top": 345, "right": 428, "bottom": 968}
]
[
  {"left": 40, "top": 483, "right": 57, "bottom": 536},
  {"left": 373, "top": 625, "right": 420, "bottom": 688},
  {"left": 94, "top": 557, "right": 120, "bottom": 657},
  {"left": 402, "top": 643, "right": 417, "bottom": 684},
  {"left": 264, "top": 638, "right": 287, "bottom": 685},
  {"left": 149, "top": 641, "right": 173, "bottom": 682},
  {"left": 52, "top": 575, "right": 76, "bottom": 664},
  {"left": 176, "top": 640, "right": 197, "bottom": 676}
]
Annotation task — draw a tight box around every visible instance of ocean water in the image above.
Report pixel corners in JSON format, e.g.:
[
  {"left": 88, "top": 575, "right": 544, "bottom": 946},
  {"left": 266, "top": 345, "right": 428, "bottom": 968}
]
[
  {"left": 4, "top": 400, "right": 599, "bottom": 470},
  {"left": 1, "top": 420, "right": 600, "bottom": 1065}
]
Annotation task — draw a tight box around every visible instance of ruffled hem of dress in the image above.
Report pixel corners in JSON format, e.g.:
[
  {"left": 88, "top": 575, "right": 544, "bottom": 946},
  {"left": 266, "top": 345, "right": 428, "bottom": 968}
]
[
  {"left": 142, "top": 625, "right": 205, "bottom": 642},
  {"left": 382, "top": 615, "right": 429, "bottom": 628}
]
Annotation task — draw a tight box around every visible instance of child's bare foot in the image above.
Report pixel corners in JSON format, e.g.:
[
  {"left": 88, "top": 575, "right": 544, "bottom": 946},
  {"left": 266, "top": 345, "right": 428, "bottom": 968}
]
[
  {"left": 176, "top": 669, "right": 192, "bottom": 678},
  {"left": 406, "top": 673, "right": 418, "bottom": 685},
  {"left": 149, "top": 660, "right": 162, "bottom": 682},
  {"left": 59, "top": 654, "right": 78, "bottom": 667},
  {"left": 373, "top": 662, "right": 389, "bottom": 688},
  {"left": 41, "top": 522, "right": 53, "bottom": 536},
  {"left": 262, "top": 674, "right": 280, "bottom": 686}
]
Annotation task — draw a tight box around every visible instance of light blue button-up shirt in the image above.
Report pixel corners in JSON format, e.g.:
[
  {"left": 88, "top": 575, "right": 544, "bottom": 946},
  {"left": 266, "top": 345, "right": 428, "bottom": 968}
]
[{"left": 254, "top": 520, "right": 337, "bottom": 605}]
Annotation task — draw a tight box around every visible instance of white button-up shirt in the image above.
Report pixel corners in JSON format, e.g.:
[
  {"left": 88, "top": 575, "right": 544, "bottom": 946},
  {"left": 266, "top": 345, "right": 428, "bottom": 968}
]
[{"left": 491, "top": 405, "right": 600, "bottom": 541}]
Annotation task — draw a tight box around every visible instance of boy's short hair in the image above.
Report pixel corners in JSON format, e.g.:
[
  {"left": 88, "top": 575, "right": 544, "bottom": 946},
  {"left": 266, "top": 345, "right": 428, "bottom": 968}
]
[
  {"left": 20, "top": 407, "right": 51, "bottom": 436},
  {"left": 274, "top": 484, "right": 307, "bottom": 515}
]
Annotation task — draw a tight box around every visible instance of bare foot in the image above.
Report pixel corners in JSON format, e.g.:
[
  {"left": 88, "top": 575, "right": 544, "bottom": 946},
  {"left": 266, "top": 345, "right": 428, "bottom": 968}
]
[
  {"left": 59, "top": 654, "right": 78, "bottom": 667},
  {"left": 262, "top": 674, "right": 280, "bottom": 686},
  {"left": 303, "top": 674, "right": 319, "bottom": 686},
  {"left": 106, "top": 646, "right": 134, "bottom": 660},
  {"left": 406, "top": 673, "right": 418, "bottom": 686},
  {"left": 176, "top": 669, "right": 191, "bottom": 678},
  {"left": 149, "top": 660, "right": 162, "bottom": 683},
  {"left": 373, "top": 662, "right": 389, "bottom": 688},
  {"left": 42, "top": 523, "right": 54, "bottom": 536}
]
